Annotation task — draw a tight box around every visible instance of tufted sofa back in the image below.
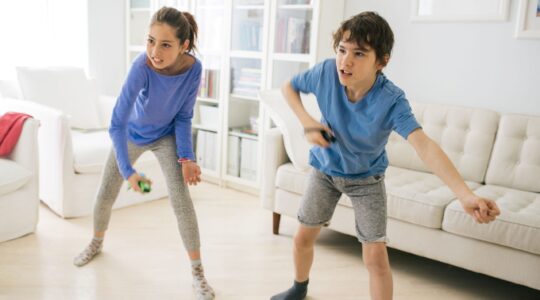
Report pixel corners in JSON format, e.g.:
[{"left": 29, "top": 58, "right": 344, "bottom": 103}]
[
  {"left": 485, "top": 114, "right": 540, "bottom": 192},
  {"left": 386, "top": 101, "right": 500, "bottom": 183}
]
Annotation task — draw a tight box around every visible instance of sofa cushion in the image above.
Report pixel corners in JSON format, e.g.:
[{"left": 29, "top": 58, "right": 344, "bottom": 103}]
[
  {"left": 385, "top": 166, "right": 481, "bottom": 229},
  {"left": 485, "top": 114, "right": 540, "bottom": 193},
  {"left": 0, "top": 159, "right": 32, "bottom": 197},
  {"left": 16, "top": 66, "right": 104, "bottom": 130},
  {"left": 443, "top": 184, "right": 540, "bottom": 255},
  {"left": 386, "top": 101, "right": 499, "bottom": 183},
  {"left": 260, "top": 90, "right": 321, "bottom": 171},
  {"left": 71, "top": 129, "right": 158, "bottom": 174}
]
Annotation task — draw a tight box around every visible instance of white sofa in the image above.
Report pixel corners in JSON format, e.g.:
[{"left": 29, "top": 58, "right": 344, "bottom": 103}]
[
  {"left": 0, "top": 114, "right": 40, "bottom": 242},
  {"left": 1, "top": 67, "right": 169, "bottom": 218},
  {"left": 260, "top": 90, "right": 540, "bottom": 290}
]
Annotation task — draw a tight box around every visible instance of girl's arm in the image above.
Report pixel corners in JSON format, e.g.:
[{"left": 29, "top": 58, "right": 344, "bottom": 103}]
[{"left": 108, "top": 61, "right": 146, "bottom": 180}]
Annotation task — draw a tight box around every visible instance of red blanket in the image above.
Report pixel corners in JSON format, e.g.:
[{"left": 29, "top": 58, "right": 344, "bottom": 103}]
[{"left": 0, "top": 112, "right": 33, "bottom": 157}]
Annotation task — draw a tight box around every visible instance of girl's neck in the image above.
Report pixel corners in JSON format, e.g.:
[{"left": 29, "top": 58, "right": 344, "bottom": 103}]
[{"left": 150, "top": 53, "right": 194, "bottom": 76}]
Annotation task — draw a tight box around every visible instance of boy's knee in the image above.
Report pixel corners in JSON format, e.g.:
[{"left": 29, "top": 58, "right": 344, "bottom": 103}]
[{"left": 293, "top": 231, "right": 317, "bottom": 249}]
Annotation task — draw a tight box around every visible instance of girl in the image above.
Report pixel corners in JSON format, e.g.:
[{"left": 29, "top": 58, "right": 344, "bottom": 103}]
[{"left": 74, "top": 7, "right": 215, "bottom": 300}]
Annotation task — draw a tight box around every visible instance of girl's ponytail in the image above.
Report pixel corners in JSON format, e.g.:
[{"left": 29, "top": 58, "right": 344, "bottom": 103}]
[{"left": 181, "top": 11, "right": 198, "bottom": 53}]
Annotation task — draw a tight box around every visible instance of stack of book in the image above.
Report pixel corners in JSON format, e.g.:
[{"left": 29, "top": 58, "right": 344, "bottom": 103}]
[
  {"left": 227, "top": 132, "right": 258, "bottom": 180},
  {"left": 231, "top": 67, "right": 261, "bottom": 97}
]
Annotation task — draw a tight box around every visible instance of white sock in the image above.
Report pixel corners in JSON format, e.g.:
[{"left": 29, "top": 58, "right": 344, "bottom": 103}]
[
  {"left": 73, "top": 237, "right": 103, "bottom": 267},
  {"left": 191, "top": 260, "right": 215, "bottom": 300}
]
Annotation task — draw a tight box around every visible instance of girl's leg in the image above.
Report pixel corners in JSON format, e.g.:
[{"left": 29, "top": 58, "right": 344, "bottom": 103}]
[
  {"left": 74, "top": 143, "right": 144, "bottom": 267},
  {"left": 152, "top": 136, "right": 214, "bottom": 299}
]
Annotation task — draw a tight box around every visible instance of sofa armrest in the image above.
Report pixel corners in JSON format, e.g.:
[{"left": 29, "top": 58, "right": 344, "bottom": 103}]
[
  {"left": 260, "top": 127, "right": 289, "bottom": 210},
  {"left": 9, "top": 118, "right": 40, "bottom": 174},
  {"left": 96, "top": 95, "right": 116, "bottom": 128},
  {"left": 0, "top": 98, "right": 72, "bottom": 203}
]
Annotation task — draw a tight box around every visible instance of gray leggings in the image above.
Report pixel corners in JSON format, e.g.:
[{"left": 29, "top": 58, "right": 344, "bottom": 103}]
[{"left": 93, "top": 135, "right": 200, "bottom": 251}]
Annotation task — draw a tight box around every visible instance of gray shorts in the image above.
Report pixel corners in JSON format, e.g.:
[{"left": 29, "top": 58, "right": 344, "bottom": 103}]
[{"left": 298, "top": 168, "right": 387, "bottom": 244}]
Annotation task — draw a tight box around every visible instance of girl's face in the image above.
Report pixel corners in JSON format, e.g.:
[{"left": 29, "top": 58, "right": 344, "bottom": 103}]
[
  {"left": 146, "top": 22, "right": 187, "bottom": 70},
  {"left": 335, "top": 31, "right": 386, "bottom": 90}
]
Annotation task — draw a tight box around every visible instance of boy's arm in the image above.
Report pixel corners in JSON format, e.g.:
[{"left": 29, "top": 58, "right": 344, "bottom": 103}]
[
  {"left": 281, "top": 81, "right": 331, "bottom": 148},
  {"left": 407, "top": 128, "right": 500, "bottom": 224}
]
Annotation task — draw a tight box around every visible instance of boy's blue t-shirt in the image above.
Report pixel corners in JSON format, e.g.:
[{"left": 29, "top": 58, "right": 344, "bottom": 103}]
[
  {"left": 109, "top": 53, "right": 202, "bottom": 179},
  {"left": 290, "top": 58, "right": 421, "bottom": 178}
]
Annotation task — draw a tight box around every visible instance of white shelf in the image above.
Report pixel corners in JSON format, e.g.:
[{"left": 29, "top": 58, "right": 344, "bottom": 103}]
[
  {"left": 230, "top": 50, "right": 264, "bottom": 59},
  {"left": 272, "top": 53, "right": 311, "bottom": 62},
  {"left": 224, "top": 174, "right": 259, "bottom": 189},
  {"left": 234, "top": 5, "right": 265, "bottom": 10},
  {"left": 197, "top": 97, "right": 219, "bottom": 104},
  {"left": 230, "top": 94, "right": 260, "bottom": 102},
  {"left": 193, "top": 124, "right": 219, "bottom": 132},
  {"left": 197, "top": 5, "right": 225, "bottom": 10},
  {"left": 130, "top": 8, "right": 152, "bottom": 12},
  {"left": 228, "top": 131, "right": 258, "bottom": 140},
  {"left": 278, "top": 4, "right": 313, "bottom": 10}
]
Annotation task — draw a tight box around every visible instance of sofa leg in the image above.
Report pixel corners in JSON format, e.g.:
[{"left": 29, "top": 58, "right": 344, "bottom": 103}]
[{"left": 273, "top": 212, "right": 281, "bottom": 235}]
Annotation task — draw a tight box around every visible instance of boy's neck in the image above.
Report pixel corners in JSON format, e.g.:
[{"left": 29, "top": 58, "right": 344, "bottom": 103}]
[{"left": 345, "top": 74, "right": 378, "bottom": 103}]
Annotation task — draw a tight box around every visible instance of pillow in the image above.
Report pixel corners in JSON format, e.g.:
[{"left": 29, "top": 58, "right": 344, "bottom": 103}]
[
  {"left": 16, "top": 66, "right": 103, "bottom": 130},
  {"left": 0, "top": 159, "right": 32, "bottom": 197},
  {"left": 0, "top": 80, "right": 23, "bottom": 99},
  {"left": 259, "top": 89, "right": 321, "bottom": 171}
]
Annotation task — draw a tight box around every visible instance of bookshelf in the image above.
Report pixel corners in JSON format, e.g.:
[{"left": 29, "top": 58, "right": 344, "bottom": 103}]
[{"left": 125, "top": 0, "right": 344, "bottom": 193}]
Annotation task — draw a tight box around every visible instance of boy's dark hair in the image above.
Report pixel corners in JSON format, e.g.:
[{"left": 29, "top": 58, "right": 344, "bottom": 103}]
[
  {"left": 151, "top": 7, "right": 198, "bottom": 53},
  {"left": 333, "top": 12, "right": 394, "bottom": 67}
]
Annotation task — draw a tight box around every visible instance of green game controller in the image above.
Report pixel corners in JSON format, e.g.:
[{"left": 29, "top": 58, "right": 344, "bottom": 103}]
[{"left": 128, "top": 173, "right": 152, "bottom": 193}]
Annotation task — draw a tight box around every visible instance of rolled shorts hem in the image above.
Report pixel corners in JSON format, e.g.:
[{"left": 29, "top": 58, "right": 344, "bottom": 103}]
[
  {"left": 297, "top": 216, "right": 330, "bottom": 228},
  {"left": 357, "top": 236, "right": 388, "bottom": 244}
]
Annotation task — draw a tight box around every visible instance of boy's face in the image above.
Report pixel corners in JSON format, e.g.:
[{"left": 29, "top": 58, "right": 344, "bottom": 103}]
[
  {"left": 336, "top": 31, "right": 385, "bottom": 89},
  {"left": 146, "top": 23, "right": 187, "bottom": 70}
]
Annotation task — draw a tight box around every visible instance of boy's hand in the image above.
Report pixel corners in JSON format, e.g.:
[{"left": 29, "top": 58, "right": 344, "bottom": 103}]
[
  {"left": 304, "top": 124, "right": 333, "bottom": 148},
  {"left": 127, "top": 172, "right": 152, "bottom": 194},
  {"left": 181, "top": 161, "right": 201, "bottom": 186},
  {"left": 459, "top": 194, "right": 501, "bottom": 224}
]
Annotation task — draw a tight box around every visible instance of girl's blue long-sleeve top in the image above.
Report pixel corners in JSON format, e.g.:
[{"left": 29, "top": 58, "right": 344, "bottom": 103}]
[{"left": 109, "top": 53, "right": 202, "bottom": 179}]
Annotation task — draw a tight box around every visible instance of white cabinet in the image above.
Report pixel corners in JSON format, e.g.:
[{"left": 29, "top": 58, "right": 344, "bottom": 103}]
[{"left": 125, "top": 0, "right": 344, "bottom": 192}]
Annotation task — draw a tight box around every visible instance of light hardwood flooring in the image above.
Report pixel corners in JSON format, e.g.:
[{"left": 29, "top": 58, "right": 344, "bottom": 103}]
[{"left": 1, "top": 182, "right": 539, "bottom": 300}]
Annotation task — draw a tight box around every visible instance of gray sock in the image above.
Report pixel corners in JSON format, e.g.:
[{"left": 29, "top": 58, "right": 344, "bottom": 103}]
[
  {"left": 73, "top": 237, "right": 103, "bottom": 267},
  {"left": 270, "top": 279, "right": 309, "bottom": 300},
  {"left": 191, "top": 260, "right": 215, "bottom": 300}
]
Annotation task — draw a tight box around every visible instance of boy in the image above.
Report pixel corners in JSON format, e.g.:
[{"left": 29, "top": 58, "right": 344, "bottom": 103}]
[{"left": 271, "top": 11, "right": 500, "bottom": 300}]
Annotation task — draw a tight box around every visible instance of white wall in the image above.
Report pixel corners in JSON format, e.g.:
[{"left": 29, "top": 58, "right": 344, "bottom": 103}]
[
  {"left": 88, "top": 0, "right": 126, "bottom": 96},
  {"left": 344, "top": 0, "right": 540, "bottom": 115}
]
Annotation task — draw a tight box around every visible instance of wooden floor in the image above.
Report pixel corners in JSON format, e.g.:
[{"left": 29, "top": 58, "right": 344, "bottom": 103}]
[{"left": 1, "top": 182, "right": 539, "bottom": 300}]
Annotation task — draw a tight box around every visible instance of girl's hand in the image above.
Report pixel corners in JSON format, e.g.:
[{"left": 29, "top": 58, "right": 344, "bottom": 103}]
[
  {"left": 181, "top": 161, "right": 201, "bottom": 185},
  {"left": 127, "top": 172, "right": 152, "bottom": 194}
]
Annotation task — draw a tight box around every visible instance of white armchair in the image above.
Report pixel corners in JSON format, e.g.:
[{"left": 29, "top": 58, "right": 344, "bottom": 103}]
[
  {"left": 3, "top": 67, "right": 169, "bottom": 218},
  {"left": 0, "top": 107, "right": 40, "bottom": 242}
]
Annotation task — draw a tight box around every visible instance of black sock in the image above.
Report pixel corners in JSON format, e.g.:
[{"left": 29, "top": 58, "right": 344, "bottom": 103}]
[{"left": 270, "top": 279, "right": 309, "bottom": 300}]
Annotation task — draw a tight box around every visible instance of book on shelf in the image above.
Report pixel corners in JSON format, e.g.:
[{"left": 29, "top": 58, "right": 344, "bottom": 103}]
[
  {"left": 240, "top": 137, "right": 258, "bottom": 180},
  {"left": 227, "top": 135, "right": 241, "bottom": 177},
  {"left": 238, "top": 20, "right": 262, "bottom": 51},
  {"left": 274, "top": 17, "right": 311, "bottom": 54},
  {"left": 199, "top": 69, "right": 220, "bottom": 99},
  {"left": 195, "top": 130, "right": 218, "bottom": 171},
  {"left": 230, "top": 126, "right": 258, "bottom": 137}
]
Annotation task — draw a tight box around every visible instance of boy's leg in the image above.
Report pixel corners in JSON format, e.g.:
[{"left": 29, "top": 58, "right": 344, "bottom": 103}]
[
  {"left": 151, "top": 136, "right": 214, "bottom": 300},
  {"left": 341, "top": 174, "right": 390, "bottom": 300},
  {"left": 363, "top": 242, "right": 392, "bottom": 300},
  {"left": 271, "top": 169, "right": 341, "bottom": 300},
  {"left": 294, "top": 225, "right": 321, "bottom": 282}
]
